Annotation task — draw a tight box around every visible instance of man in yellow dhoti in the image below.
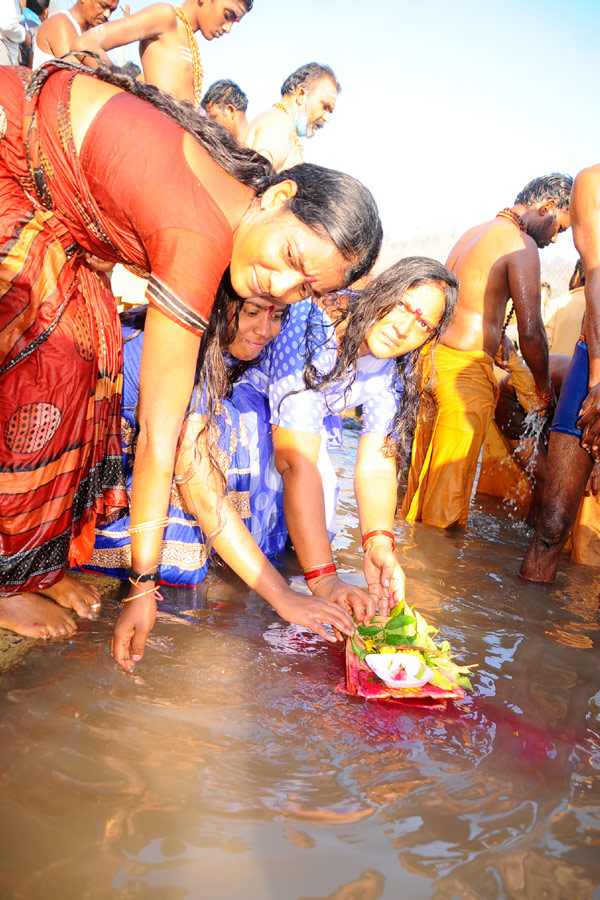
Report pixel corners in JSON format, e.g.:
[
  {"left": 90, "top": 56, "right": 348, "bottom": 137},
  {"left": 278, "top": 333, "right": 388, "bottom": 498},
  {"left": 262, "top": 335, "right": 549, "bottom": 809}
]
[
  {"left": 402, "top": 174, "right": 573, "bottom": 528},
  {"left": 403, "top": 344, "right": 498, "bottom": 527}
]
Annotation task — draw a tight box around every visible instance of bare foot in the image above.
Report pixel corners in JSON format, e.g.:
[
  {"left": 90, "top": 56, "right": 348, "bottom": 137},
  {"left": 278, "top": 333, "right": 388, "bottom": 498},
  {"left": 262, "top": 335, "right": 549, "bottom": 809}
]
[
  {"left": 41, "top": 573, "right": 101, "bottom": 618},
  {"left": 0, "top": 594, "right": 77, "bottom": 639}
]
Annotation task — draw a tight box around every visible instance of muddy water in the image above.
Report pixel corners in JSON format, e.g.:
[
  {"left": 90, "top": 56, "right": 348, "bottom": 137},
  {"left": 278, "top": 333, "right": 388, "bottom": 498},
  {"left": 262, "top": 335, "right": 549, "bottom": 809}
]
[{"left": 1, "top": 426, "right": 599, "bottom": 900}]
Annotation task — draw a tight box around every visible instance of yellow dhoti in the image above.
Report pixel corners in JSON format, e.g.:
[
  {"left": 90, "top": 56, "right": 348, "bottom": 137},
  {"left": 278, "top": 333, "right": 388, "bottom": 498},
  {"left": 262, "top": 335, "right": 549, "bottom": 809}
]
[{"left": 402, "top": 344, "right": 498, "bottom": 528}]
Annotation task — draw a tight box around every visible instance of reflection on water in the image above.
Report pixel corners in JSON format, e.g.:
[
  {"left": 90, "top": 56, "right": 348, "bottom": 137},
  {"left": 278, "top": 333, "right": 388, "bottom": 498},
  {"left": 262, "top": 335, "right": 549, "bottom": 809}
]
[{"left": 0, "top": 427, "right": 599, "bottom": 899}]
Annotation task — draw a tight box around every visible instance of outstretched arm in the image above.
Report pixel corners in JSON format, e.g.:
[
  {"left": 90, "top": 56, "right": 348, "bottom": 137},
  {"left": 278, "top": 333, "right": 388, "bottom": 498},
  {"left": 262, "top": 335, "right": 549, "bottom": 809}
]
[
  {"left": 111, "top": 307, "right": 200, "bottom": 671},
  {"left": 508, "top": 243, "right": 553, "bottom": 412},
  {"left": 273, "top": 426, "right": 376, "bottom": 623},
  {"left": 572, "top": 166, "right": 600, "bottom": 457},
  {"left": 354, "top": 433, "right": 405, "bottom": 617},
  {"left": 71, "top": 3, "right": 174, "bottom": 64},
  {"left": 176, "top": 419, "right": 355, "bottom": 641}
]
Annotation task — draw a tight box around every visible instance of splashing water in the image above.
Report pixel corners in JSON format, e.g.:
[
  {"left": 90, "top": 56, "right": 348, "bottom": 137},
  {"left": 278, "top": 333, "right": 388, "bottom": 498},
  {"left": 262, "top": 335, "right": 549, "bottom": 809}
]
[{"left": 514, "top": 409, "right": 546, "bottom": 480}]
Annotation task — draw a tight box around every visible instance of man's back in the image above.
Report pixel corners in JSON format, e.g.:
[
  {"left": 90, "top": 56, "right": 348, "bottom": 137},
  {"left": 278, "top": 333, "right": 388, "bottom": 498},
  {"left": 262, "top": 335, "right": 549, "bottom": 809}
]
[{"left": 444, "top": 218, "right": 539, "bottom": 356}]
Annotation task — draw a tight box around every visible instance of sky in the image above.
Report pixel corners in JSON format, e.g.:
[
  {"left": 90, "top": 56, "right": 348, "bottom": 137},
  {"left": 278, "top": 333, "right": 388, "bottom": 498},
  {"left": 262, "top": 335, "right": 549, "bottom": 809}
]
[{"left": 55, "top": 0, "right": 600, "bottom": 261}]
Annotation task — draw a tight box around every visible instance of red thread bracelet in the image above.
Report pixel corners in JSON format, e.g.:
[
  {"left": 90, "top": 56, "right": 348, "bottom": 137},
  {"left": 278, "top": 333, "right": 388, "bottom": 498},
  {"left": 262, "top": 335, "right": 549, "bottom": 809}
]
[
  {"left": 535, "top": 384, "right": 556, "bottom": 402},
  {"left": 304, "top": 563, "right": 337, "bottom": 582},
  {"left": 361, "top": 529, "right": 396, "bottom": 552}
]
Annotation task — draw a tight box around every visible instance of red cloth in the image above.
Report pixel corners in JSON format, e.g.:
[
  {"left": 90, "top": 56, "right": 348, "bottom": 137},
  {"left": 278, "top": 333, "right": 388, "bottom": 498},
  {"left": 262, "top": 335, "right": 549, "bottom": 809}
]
[{"left": 0, "top": 64, "right": 233, "bottom": 593}]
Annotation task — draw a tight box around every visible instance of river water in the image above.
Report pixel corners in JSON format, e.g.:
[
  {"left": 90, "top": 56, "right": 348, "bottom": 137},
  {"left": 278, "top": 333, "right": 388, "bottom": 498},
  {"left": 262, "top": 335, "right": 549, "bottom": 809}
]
[{"left": 0, "top": 426, "right": 599, "bottom": 900}]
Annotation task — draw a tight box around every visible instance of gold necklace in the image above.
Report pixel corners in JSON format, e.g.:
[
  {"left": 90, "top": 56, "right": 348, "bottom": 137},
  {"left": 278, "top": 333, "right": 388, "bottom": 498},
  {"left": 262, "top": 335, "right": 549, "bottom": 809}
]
[
  {"left": 174, "top": 7, "right": 203, "bottom": 107},
  {"left": 273, "top": 102, "right": 304, "bottom": 162}
]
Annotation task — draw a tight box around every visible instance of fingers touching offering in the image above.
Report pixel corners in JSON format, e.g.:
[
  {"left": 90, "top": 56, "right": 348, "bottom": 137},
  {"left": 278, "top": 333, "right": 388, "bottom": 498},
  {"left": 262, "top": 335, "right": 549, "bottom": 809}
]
[
  {"left": 363, "top": 543, "right": 406, "bottom": 619},
  {"left": 306, "top": 574, "right": 375, "bottom": 625},
  {"left": 270, "top": 587, "right": 356, "bottom": 643}
]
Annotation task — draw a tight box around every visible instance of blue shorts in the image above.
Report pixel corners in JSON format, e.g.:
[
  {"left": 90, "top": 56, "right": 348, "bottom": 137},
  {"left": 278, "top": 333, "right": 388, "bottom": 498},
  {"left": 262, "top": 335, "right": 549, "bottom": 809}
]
[{"left": 550, "top": 339, "right": 589, "bottom": 440}]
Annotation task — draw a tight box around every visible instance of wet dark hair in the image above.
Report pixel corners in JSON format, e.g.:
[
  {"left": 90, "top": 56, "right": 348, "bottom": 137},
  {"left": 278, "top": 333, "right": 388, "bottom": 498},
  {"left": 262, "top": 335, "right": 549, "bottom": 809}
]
[
  {"left": 201, "top": 78, "right": 248, "bottom": 113},
  {"left": 514, "top": 173, "right": 573, "bottom": 210},
  {"left": 569, "top": 258, "right": 585, "bottom": 290},
  {"left": 281, "top": 62, "right": 341, "bottom": 96},
  {"left": 270, "top": 164, "right": 382, "bottom": 285},
  {"left": 304, "top": 257, "right": 459, "bottom": 468},
  {"left": 30, "top": 59, "right": 380, "bottom": 285},
  {"left": 26, "top": 0, "right": 50, "bottom": 16}
]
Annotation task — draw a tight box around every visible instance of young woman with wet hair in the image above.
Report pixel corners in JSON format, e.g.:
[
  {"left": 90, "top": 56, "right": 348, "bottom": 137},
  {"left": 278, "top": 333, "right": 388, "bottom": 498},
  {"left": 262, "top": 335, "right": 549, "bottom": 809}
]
[
  {"left": 85, "top": 293, "right": 356, "bottom": 642},
  {"left": 233, "top": 257, "right": 459, "bottom": 622},
  {"left": 0, "top": 59, "right": 382, "bottom": 667}
]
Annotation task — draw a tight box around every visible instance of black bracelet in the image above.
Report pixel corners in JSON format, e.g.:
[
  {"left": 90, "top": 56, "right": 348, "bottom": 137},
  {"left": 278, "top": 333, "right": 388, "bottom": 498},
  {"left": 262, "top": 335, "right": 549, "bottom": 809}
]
[{"left": 126, "top": 567, "right": 160, "bottom": 583}]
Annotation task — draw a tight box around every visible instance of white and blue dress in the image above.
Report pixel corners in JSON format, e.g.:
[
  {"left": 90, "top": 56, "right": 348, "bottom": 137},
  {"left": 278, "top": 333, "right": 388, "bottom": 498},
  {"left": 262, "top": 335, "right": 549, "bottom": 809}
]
[{"left": 232, "top": 299, "right": 402, "bottom": 557}]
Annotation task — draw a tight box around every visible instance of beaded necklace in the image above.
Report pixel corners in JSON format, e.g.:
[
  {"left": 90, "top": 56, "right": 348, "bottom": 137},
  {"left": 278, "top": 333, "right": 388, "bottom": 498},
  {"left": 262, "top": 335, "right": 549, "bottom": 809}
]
[
  {"left": 496, "top": 207, "right": 526, "bottom": 232},
  {"left": 497, "top": 209, "right": 526, "bottom": 337},
  {"left": 273, "top": 102, "right": 304, "bottom": 162},
  {"left": 174, "top": 6, "right": 203, "bottom": 107}
]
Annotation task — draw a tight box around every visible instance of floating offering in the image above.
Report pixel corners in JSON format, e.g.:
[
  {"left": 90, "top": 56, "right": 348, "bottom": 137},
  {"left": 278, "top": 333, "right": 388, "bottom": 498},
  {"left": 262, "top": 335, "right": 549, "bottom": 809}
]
[
  {"left": 344, "top": 599, "right": 474, "bottom": 704},
  {"left": 364, "top": 652, "right": 433, "bottom": 688}
]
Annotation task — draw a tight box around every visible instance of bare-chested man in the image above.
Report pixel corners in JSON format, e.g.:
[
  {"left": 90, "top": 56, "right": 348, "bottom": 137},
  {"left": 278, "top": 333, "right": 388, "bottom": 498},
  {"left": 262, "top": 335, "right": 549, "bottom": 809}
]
[
  {"left": 32, "top": 0, "right": 118, "bottom": 69},
  {"left": 71, "top": 0, "right": 250, "bottom": 106},
  {"left": 521, "top": 165, "right": 600, "bottom": 580},
  {"left": 201, "top": 78, "right": 248, "bottom": 141},
  {"left": 243, "top": 62, "right": 340, "bottom": 172},
  {"left": 402, "top": 173, "right": 572, "bottom": 529}
]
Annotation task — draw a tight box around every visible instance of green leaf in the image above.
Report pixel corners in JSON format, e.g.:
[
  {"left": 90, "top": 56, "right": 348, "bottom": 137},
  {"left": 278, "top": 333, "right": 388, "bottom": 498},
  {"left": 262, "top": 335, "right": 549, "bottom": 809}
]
[
  {"left": 385, "top": 633, "right": 416, "bottom": 646},
  {"left": 384, "top": 615, "right": 416, "bottom": 631},
  {"left": 357, "top": 624, "right": 383, "bottom": 637},
  {"left": 389, "top": 602, "right": 407, "bottom": 617},
  {"left": 457, "top": 675, "right": 473, "bottom": 691},
  {"left": 351, "top": 637, "right": 368, "bottom": 661}
]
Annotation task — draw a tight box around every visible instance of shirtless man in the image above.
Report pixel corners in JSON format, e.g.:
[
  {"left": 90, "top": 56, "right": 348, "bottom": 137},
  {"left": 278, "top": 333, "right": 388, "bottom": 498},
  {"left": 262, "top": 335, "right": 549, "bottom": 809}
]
[
  {"left": 32, "top": 0, "right": 118, "bottom": 69},
  {"left": 243, "top": 62, "right": 340, "bottom": 172},
  {"left": 521, "top": 165, "right": 600, "bottom": 580},
  {"left": 402, "top": 173, "right": 572, "bottom": 529},
  {"left": 71, "top": 0, "right": 251, "bottom": 106},
  {"left": 201, "top": 78, "right": 248, "bottom": 141}
]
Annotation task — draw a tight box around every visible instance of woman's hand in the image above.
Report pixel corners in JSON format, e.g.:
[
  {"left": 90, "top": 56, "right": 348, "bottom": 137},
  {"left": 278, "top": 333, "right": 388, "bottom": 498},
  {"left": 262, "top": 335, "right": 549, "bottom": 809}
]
[
  {"left": 111, "top": 592, "right": 157, "bottom": 672},
  {"left": 308, "top": 573, "right": 375, "bottom": 624},
  {"left": 269, "top": 586, "right": 356, "bottom": 643},
  {"left": 363, "top": 541, "right": 405, "bottom": 618}
]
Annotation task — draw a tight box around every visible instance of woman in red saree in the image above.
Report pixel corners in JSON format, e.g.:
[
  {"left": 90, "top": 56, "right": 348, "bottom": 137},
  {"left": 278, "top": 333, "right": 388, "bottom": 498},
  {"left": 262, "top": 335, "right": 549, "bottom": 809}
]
[{"left": 0, "top": 60, "right": 382, "bottom": 666}]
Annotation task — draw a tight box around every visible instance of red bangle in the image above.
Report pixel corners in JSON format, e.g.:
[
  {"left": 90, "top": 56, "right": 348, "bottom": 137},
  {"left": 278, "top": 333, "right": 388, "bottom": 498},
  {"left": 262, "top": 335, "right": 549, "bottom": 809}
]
[
  {"left": 361, "top": 529, "right": 396, "bottom": 552},
  {"left": 304, "top": 563, "right": 337, "bottom": 582}
]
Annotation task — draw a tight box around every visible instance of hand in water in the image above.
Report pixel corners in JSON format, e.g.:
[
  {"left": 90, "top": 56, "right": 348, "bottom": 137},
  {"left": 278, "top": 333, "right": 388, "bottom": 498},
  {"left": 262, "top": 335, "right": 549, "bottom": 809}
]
[
  {"left": 363, "top": 542, "right": 405, "bottom": 618},
  {"left": 307, "top": 574, "right": 375, "bottom": 624},
  {"left": 111, "top": 593, "right": 157, "bottom": 671},
  {"left": 578, "top": 384, "right": 600, "bottom": 460},
  {"left": 270, "top": 586, "right": 355, "bottom": 643},
  {"left": 531, "top": 390, "right": 557, "bottom": 419}
]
